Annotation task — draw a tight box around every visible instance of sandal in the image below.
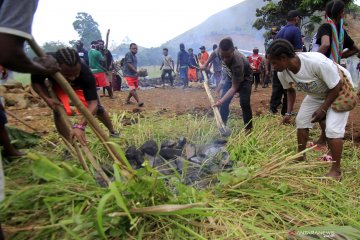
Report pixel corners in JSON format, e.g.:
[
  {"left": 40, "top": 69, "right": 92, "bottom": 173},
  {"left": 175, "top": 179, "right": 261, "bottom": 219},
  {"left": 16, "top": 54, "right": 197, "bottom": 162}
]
[{"left": 317, "top": 154, "right": 333, "bottom": 162}]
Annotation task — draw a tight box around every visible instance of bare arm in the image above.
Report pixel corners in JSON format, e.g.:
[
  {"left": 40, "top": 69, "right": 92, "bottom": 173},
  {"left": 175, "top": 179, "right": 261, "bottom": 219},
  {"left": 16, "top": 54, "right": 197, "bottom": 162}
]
[
  {"left": 0, "top": 34, "right": 59, "bottom": 74},
  {"left": 282, "top": 86, "right": 296, "bottom": 124},
  {"left": 127, "top": 63, "right": 138, "bottom": 75},
  {"left": 317, "top": 35, "right": 331, "bottom": 55},
  {"left": 201, "top": 51, "right": 217, "bottom": 70},
  {"left": 342, "top": 44, "right": 359, "bottom": 59},
  {"left": 78, "top": 100, "right": 98, "bottom": 126}
]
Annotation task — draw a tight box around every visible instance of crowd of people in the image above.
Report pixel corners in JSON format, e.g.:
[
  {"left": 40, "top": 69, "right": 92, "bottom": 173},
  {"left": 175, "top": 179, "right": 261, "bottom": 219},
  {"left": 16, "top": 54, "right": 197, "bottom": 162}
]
[{"left": 1, "top": 0, "right": 360, "bottom": 238}]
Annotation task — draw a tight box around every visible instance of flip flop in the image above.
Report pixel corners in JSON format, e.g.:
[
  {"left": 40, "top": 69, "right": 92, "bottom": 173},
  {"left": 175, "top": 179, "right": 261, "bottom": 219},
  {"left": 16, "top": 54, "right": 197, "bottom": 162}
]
[{"left": 317, "top": 154, "right": 333, "bottom": 162}]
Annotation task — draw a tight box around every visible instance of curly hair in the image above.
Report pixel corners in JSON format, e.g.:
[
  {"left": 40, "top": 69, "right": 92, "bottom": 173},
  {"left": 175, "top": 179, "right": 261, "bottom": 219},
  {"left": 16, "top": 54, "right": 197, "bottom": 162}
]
[
  {"left": 266, "top": 39, "right": 296, "bottom": 59},
  {"left": 54, "top": 48, "right": 80, "bottom": 66}
]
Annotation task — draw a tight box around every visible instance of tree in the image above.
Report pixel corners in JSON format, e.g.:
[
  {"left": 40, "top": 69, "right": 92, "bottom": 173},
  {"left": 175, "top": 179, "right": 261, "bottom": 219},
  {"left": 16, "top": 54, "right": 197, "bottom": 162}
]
[
  {"left": 253, "top": 0, "right": 354, "bottom": 35},
  {"left": 73, "top": 12, "right": 102, "bottom": 50},
  {"left": 42, "top": 41, "right": 69, "bottom": 53}
]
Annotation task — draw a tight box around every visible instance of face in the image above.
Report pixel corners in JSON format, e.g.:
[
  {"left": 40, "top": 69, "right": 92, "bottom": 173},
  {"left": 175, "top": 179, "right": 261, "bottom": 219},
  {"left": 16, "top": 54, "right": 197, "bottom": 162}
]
[
  {"left": 188, "top": 50, "right": 193, "bottom": 55},
  {"left": 130, "top": 44, "right": 138, "bottom": 54},
  {"left": 219, "top": 48, "right": 234, "bottom": 65},
  {"left": 267, "top": 55, "right": 288, "bottom": 72},
  {"left": 60, "top": 63, "right": 81, "bottom": 81},
  {"left": 98, "top": 42, "right": 104, "bottom": 50},
  {"left": 163, "top": 50, "right": 168, "bottom": 56},
  {"left": 201, "top": 49, "right": 205, "bottom": 53}
]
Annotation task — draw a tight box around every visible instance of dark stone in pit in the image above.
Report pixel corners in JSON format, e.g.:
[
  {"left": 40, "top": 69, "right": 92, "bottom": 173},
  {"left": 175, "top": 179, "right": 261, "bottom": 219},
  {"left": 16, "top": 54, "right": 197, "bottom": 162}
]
[
  {"left": 159, "top": 148, "right": 183, "bottom": 160},
  {"left": 161, "top": 140, "right": 177, "bottom": 149},
  {"left": 125, "top": 145, "right": 144, "bottom": 169},
  {"left": 176, "top": 136, "right": 187, "bottom": 149},
  {"left": 140, "top": 139, "right": 158, "bottom": 156}
]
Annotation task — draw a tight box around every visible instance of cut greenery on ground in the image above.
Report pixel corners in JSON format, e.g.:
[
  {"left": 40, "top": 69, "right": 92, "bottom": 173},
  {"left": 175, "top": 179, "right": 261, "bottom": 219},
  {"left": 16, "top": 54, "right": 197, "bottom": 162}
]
[{"left": 1, "top": 113, "right": 359, "bottom": 239}]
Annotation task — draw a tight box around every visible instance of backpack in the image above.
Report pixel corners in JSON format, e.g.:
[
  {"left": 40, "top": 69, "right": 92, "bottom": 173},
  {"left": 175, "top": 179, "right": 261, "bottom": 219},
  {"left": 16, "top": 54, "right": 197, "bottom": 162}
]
[{"left": 248, "top": 55, "right": 262, "bottom": 73}]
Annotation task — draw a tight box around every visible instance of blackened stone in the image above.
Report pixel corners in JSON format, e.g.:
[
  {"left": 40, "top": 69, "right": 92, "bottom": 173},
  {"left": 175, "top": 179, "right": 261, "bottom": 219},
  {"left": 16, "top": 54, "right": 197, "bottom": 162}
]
[
  {"left": 160, "top": 140, "right": 177, "bottom": 149},
  {"left": 212, "top": 139, "right": 228, "bottom": 145},
  {"left": 139, "top": 139, "right": 158, "bottom": 156},
  {"left": 159, "top": 148, "right": 182, "bottom": 160},
  {"left": 176, "top": 136, "right": 187, "bottom": 149},
  {"left": 189, "top": 157, "right": 203, "bottom": 164},
  {"left": 125, "top": 145, "right": 144, "bottom": 169},
  {"left": 175, "top": 157, "right": 185, "bottom": 173}
]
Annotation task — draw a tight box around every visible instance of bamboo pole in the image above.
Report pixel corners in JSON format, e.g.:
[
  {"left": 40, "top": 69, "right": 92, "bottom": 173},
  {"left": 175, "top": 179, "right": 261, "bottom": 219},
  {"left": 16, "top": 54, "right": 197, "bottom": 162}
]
[
  {"left": 202, "top": 70, "right": 231, "bottom": 137},
  {"left": 28, "top": 39, "right": 133, "bottom": 178}
]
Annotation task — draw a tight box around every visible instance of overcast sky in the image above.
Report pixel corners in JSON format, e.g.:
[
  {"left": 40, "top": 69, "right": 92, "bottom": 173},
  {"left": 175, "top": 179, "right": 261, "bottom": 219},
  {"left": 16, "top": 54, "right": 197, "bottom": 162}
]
[
  {"left": 32, "top": 0, "right": 243, "bottom": 48},
  {"left": 32, "top": 0, "right": 360, "bottom": 48}
]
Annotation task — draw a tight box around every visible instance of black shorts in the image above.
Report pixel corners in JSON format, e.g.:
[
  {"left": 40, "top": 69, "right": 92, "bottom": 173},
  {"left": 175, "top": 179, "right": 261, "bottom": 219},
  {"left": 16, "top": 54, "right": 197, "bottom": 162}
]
[{"left": 0, "top": 100, "right": 7, "bottom": 125}]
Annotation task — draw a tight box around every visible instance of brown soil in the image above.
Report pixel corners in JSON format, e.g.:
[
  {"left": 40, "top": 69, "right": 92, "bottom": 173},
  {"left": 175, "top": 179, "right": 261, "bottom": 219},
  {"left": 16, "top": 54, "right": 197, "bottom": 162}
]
[{"left": 6, "top": 86, "right": 360, "bottom": 144}]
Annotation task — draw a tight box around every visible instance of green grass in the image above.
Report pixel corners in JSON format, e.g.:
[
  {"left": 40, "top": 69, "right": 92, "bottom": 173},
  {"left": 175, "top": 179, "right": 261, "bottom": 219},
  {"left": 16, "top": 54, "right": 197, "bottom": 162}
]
[
  {"left": 12, "top": 72, "right": 31, "bottom": 85},
  {"left": 141, "top": 65, "right": 162, "bottom": 79},
  {"left": 1, "top": 113, "right": 359, "bottom": 239}
]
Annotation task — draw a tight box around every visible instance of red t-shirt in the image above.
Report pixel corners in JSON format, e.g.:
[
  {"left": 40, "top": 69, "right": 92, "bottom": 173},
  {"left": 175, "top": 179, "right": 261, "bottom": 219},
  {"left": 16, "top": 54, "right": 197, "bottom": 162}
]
[{"left": 247, "top": 54, "right": 263, "bottom": 73}]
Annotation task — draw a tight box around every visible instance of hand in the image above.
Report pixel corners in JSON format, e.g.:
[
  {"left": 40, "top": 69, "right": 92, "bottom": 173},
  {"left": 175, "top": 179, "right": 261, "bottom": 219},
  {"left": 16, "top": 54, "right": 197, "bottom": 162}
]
[
  {"left": 311, "top": 108, "right": 327, "bottom": 123},
  {"left": 45, "top": 97, "right": 62, "bottom": 110},
  {"left": 34, "top": 55, "right": 60, "bottom": 74},
  {"left": 213, "top": 100, "right": 222, "bottom": 107},
  {"left": 70, "top": 128, "right": 87, "bottom": 146},
  {"left": 282, "top": 115, "right": 292, "bottom": 125}
]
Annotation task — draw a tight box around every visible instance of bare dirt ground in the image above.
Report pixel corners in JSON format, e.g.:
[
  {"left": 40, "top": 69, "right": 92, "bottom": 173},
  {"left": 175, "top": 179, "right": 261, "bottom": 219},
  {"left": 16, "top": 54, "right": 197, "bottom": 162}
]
[{"left": 6, "top": 85, "right": 360, "bottom": 144}]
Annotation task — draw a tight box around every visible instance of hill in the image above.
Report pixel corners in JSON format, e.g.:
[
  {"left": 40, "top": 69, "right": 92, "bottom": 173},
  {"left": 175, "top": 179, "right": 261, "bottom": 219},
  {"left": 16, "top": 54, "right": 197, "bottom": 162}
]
[{"left": 112, "top": 0, "right": 266, "bottom": 66}]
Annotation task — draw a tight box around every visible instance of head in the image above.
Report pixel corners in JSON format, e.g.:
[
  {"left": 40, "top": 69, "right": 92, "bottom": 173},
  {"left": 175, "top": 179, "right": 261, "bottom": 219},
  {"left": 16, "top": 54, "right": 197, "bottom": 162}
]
[
  {"left": 179, "top": 43, "right": 185, "bottom": 51},
  {"left": 287, "top": 10, "right": 302, "bottom": 26},
  {"left": 163, "top": 48, "right": 168, "bottom": 56},
  {"left": 188, "top": 48, "right": 193, "bottom": 55},
  {"left": 253, "top": 47, "right": 259, "bottom": 55},
  {"left": 213, "top": 44, "right": 218, "bottom": 51},
  {"left": 97, "top": 40, "right": 105, "bottom": 50},
  {"left": 91, "top": 40, "right": 98, "bottom": 50},
  {"left": 200, "top": 46, "right": 205, "bottom": 53},
  {"left": 75, "top": 40, "right": 83, "bottom": 49},
  {"left": 130, "top": 43, "right": 138, "bottom": 54},
  {"left": 219, "top": 37, "right": 235, "bottom": 65},
  {"left": 266, "top": 39, "right": 296, "bottom": 72},
  {"left": 55, "top": 48, "right": 81, "bottom": 81},
  {"left": 325, "top": 0, "right": 345, "bottom": 21}
]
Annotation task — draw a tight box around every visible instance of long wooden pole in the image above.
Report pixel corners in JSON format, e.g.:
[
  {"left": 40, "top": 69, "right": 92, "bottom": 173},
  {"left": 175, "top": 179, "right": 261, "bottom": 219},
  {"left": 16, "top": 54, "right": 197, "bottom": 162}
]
[
  {"left": 28, "top": 39, "right": 133, "bottom": 178},
  {"left": 202, "top": 70, "right": 231, "bottom": 137}
]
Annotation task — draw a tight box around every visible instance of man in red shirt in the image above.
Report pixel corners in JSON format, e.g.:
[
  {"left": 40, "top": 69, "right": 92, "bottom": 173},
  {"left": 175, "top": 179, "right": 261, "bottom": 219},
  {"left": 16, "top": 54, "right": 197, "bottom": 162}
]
[
  {"left": 199, "top": 46, "right": 211, "bottom": 83},
  {"left": 247, "top": 47, "right": 263, "bottom": 91}
]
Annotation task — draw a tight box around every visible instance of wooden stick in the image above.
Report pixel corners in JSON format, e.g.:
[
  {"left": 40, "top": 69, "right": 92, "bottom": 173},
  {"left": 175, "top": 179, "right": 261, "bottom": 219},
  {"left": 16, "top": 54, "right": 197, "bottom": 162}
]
[
  {"left": 202, "top": 70, "right": 231, "bottom": 136},
  {"left": 28, "top": 39, "right": 133, "bottom": 178},
  {"left": 5, "top": 110, "right": 41, "bottom": 133}
]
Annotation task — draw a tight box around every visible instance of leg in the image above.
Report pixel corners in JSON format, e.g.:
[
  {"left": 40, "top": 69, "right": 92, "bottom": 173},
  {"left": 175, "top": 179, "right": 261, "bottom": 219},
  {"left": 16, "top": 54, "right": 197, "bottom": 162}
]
[
  {"left": 280, "top": 89, "right": 287, "bottom": 116},
  {"left": 316, "top": 120, "right": 327, "bottom": 147},
  {"left": 161, "top": 70, "right": 166, "bottom": 87},
  {"left": 102, "top": 87, "right": 106, "bottom": 97},
  {"left": 53, "top": 110, "right": 72, "bottom": 142},
  {"left": 106, "top": 86, "right": 113, "bottom": 98},
  {"left": 219, "top": 80, "right": 233, "bottom": 125},
  {"left": 326, "top": 138, "right": 342, "bottom": 179},
  {"left": 297, "top": 128, "right": 310, "bottom": 161},
  {"left": 254, "top": 73, "right": 260, "bottom": 91},
  {"left": 96, "top": 104, "right": 115, "bottom": 133},
  {"left": 269, "top": 71, "right": 283, "bottom": 113},
  {"left": 239, "top": 80, "right": 253, "bottom": 130},
  {"left": 168, "top": 70, "right": 174, "bottom": 86},
  {"left": 0, "top": 124, "right": 23, "bottom": 157}
]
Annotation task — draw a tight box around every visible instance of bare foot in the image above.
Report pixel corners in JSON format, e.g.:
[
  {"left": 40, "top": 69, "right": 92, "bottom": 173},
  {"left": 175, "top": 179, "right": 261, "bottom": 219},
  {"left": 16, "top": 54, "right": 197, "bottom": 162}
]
[
  {"left": 325, "top": 170, "right": 341, "bottom": 181},
  {"left": 3, "top": 149, "right": 25, "bottom": 159}
]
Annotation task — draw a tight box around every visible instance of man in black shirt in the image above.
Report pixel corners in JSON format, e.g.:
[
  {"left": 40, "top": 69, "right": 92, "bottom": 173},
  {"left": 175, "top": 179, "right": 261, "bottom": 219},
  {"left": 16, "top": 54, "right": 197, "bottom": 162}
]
[
  {"left": 31, "top": 48, "right": 119, "bottom": 145},
  {"left": 98, "top": 39, "right": 114, "bottom": 98},
  {"left": 75, "top": 40, "right": 89, "bottom": 66}
]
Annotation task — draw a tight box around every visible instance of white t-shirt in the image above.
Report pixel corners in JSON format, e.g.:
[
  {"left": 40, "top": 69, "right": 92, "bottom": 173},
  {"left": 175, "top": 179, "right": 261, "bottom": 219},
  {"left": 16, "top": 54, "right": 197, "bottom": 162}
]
[
  {"left": 162, "top": 55, "right": 173, "bottom": 70},
  {"left": 278, "top": 52, "right": 352, "bottom": 99}
]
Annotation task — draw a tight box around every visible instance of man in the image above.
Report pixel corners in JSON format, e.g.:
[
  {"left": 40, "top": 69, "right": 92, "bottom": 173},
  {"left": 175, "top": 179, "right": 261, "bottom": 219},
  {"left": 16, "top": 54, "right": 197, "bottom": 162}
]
[
  {"left": 202, "top": 37, "right": 253, "bottom": 131},
  {"left": 267, "top": 39, "right": 354, "bottom": 180},
  {"left": 176, "top": 43, "right": 189, "bottom": 89},
  {"left": 209, "top": 44, "right": 222, "bottom": 87},
  {"left": 199, "top": 46, "right": 210, "bottom": 82},
  {"left": 269, "top": 10, "right": 303, "bottom": 115},
  {"left": 247, "top": 47, "right": 263, "bottom": 91},
  {"left": 188, "top": 48, "right": 199, "bottom": 82},
  {"left": 75, "top": 40, "right": 89, "bottom": 66},
  {"left": 98, "top": 39, "right": 114, "bottom": 98},
  {"left": 31, "top": 48, "right": 119, "bottom": 146},
  {"left": 123, "top": 43, "right": 144, "bottom": 107},
  {"left": 0, "top": 0, "right": 60, "bottom": 237},
  {"left": 88, "top": 41, "right": 109, "bottom": 97},
  {"left": 160, "top": 48, "right": 174, "bottom": 87}
]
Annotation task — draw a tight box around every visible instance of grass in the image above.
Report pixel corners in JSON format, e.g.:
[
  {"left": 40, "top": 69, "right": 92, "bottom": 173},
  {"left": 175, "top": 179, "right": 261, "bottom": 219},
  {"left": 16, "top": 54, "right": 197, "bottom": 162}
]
[
  {"left": 141, "top": 65, "right": 162, "bottom": 79},
  {"left": 12, "top": 73, "right": 31, "bottom": 85},
  {"left": 1, "top": 112, "right": 359, "bottom": 239}
]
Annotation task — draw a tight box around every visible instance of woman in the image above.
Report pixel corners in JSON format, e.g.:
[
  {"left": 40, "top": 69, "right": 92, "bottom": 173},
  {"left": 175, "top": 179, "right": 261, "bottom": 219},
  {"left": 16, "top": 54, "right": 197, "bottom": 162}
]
[{"left": 267, "top": 39, "right": 355, "bottom": 180}]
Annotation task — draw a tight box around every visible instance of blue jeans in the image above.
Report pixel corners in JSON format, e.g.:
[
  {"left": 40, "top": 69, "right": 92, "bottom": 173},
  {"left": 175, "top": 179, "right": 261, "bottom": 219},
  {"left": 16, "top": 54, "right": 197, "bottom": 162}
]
[
  {"left": 179, "top": 66, "right": 188, "bottom": 87},
  {"left": 220, "top": 79, "right": 253, "bottom": 129}
]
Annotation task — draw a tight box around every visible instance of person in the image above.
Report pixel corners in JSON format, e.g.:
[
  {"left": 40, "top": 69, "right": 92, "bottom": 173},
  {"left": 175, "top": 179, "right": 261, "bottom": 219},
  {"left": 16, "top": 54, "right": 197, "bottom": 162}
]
[
  {"left": 112, "top": 60, "right": 123, "bottom": 92},
  {"left": 209, "top": 44, "right": 222, "bottom": 87},
  {"left": 176, "top": 43, "right": 189, "bottom": 89},
  {"left": 98, "top": 39, "right": 114, "bottom": 98},
  {"left": 123, "top": 43, "right": 144, "bottom": 107},
  {"left": 0, "top": 0, "right": 60, "bottom": 237},
  {"left": 267, "top": 39, "right": 354, "bottom": 180},
  {"left": 247, "top": 47, "right": 263, "bottom": 91},
  {"left": 199, "top": 46, "right": 210, "bottom": 82},
  {"left": 88, "top": 41, "right": 110, "bottom": 97},
  {"left": 269, "top": 10, "right": 303, "bottom": 115},
  {"left": 75, "top": 40, "right": 89, "bottom": 66},
  {"left": 159, "top": 48, "right": 174, "bottom": 87},
  {"left": 314, "top": 0, "right": 359, "bottom": 148},
  {"left": 188, "top": 48, "right": 199, "bottom": 82},
  {"left": 262, "top": 56, "right": 271, "bottom": 88},
  {"left": 31, "top": 48, "right": 119, "bottom": 146},
  {"left": 202, "top": 37, "right": 253, "bottom": 131},
  {"left": 301, "top": 35, "right": 307, "bottom": 52}
]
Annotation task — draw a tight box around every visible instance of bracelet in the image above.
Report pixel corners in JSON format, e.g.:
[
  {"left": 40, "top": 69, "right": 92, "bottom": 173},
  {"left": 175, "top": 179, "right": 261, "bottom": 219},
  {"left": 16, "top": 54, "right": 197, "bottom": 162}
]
[
  {"left": 72, "top": 123, "right": 86, "bottom": 131},
  {"left": 321, "top": 108, "right": 327, "bottom": 113},
  {"left": 285, "top": 112, "right": 295, "bottom": 116}
]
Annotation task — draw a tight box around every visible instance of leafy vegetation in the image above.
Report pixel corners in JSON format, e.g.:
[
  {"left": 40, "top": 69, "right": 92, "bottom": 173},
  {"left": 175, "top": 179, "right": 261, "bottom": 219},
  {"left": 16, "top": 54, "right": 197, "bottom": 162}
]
[
  {"left": 1, "top": 112, "right": 359, "bottom": 239},
  {"left": 72, "top": 12, "right": 102, "bottom": 49}
]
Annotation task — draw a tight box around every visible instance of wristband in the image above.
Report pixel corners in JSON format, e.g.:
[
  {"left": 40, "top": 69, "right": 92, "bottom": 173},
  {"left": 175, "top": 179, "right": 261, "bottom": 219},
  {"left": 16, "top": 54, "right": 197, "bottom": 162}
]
[
  {"left": 72, "top": 123, "right": 86, "bottom": 131},
  {"left": 285, "top": 112, "right": 295, "bottom": 116}
]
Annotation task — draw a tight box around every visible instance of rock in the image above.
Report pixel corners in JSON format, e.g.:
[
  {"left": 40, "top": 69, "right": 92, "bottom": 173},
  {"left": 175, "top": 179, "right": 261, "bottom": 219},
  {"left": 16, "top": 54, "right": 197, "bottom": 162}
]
[
  {"left": 189, "top": 157, "right": 203, "bottom": 164},
  {"left": 24, "top": 116, "right": 34, "bottom": 121},
  {"left": 153, "top": 157, "right": 174, "bottom": 175},
  {"left": 0, "top": 85, "right": 6, "bottom": 95},
  {"left": 3, "top": 93, "right": 29, "bottom": 109},
  {"left": 212, "top": 139, "right": 227, "bottom": 145},
  {"left": 139, "top": 139, "right": 158, "bottom": 156},
  {"left": 161, "top": 140, "right": 177, "bottom": 149},
  {"left": 198, "top": 144, "right": 225, "bottom": 158},
  {"left": 144, "top": 153, "right": 156, "bottom": 167},
  {"left": 159, "top": 148, "right": 182, "bottom": 160},
  {"left": 176, "top": 136, "right": 187, "bottom": 149},
  {"left": 125, "top": 146, "right": 144, "bottom": 169},
  {"left": 175, "top": 157, "right": 185, "bottom": 172},
  {"left": 185, "top": 144, "right": 196, "bottom": 160}
]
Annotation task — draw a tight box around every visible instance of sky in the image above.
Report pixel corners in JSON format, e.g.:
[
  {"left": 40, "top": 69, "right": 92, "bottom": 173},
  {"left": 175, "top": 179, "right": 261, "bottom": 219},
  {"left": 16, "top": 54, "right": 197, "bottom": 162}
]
[
  {"left": 32, "top": 0, "right": 360, "bottom": 49},
  {"left": 32, "top": 0, "right": 244, "bottom": 48}
]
